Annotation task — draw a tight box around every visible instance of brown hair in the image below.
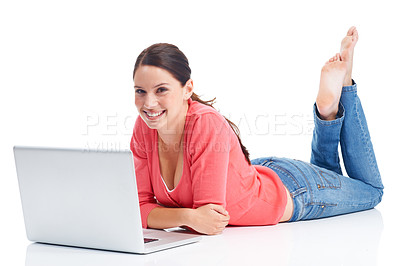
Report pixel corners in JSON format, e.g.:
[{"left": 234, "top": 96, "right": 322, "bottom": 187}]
[{"left": 133, "top": 43, "right": 251, "bottom": 165}]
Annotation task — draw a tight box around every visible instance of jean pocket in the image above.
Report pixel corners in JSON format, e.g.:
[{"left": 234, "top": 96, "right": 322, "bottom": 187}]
[
  {"left": 304, "top": 203, "right": 337, "bottom": 220},
  {"left": 307, "top": 163, "right": 342, "bottom": 189},
  {"left": 265, "top": 160, "right": 308, "bottom": 197}
]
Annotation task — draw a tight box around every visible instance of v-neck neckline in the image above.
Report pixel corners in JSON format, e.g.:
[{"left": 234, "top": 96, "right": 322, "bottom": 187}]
[
  {"left": 155, "top": 98, "right": 193, "bottom": 193},
  {"left": 156, "top": 133, "right": 185, "bottom": 193}
]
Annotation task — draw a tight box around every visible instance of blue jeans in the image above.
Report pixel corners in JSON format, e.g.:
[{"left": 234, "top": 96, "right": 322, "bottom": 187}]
[{"left": 251, "top": 81, "right": 384, "bottom": 222}]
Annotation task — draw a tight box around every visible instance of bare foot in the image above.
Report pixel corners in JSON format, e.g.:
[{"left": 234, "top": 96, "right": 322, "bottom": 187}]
[
  {"left": 316, "top": 53, "right": 347, "bottom": 120},
  {"left": 340, "top": 26, "right": 358, "bottom": 86}
]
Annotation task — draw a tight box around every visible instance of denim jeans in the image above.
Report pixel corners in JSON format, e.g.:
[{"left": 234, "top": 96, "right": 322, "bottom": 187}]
[{"left": 251, "top": 81, "right": 384, "bottom": 222}]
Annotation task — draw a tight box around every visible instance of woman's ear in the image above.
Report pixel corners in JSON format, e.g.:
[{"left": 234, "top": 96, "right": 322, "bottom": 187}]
[{"left": 184, "top": 79, "right": 194, "bottom": 100}]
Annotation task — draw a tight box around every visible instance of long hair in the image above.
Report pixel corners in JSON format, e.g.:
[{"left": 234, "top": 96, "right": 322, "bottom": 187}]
[{"left": 133, "top": 43, "right": 251, "bottom": 165}]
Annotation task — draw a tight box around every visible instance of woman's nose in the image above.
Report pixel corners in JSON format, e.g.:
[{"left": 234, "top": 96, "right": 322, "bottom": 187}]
[{"left": 144, "top": 93, "right": 158, "bottom": 109}]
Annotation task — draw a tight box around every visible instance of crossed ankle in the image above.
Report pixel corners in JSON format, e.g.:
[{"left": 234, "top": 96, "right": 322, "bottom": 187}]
[{"left": 316, "top": 103, "right": 339, "bottom": 121}]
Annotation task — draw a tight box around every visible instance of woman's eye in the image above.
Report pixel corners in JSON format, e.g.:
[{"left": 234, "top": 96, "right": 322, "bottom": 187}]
[
  {"left": 135, "top": 89, "right": 145, "bottom": 94},
  {"left": 157, "top": 87, "right": 168, "bottom": 93}
]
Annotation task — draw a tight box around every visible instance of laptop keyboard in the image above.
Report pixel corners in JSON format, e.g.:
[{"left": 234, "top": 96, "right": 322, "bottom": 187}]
[{"left": 144, "top": 238, "right": 159, "bottom": 244}]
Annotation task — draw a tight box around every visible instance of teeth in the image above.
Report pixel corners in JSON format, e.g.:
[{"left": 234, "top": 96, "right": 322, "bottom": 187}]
[{"left": 146, "top": 110, "right": 163, "bottom": 117}]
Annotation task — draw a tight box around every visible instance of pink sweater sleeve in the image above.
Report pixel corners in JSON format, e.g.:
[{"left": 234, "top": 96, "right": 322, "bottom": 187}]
[
  {"left": 130, "top": 118, "right": 160, "bottom": 228},
  {"left": 187, "top": 113, "right": 231, "bottom": 209}
]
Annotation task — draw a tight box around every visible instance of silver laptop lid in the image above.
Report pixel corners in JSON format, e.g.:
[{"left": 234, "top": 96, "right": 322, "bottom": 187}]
[{"left": 14, "top": 146, "right": 146, "bottom": 253}]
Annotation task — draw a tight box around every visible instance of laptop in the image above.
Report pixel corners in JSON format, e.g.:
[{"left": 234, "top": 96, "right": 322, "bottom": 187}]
[{"left": 13, "top": 145, "right": 201, "bottom": 254}]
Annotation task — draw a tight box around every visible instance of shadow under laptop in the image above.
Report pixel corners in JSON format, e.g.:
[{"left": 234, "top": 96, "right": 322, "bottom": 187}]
[
  {"left": 25, "top": 243, "right": 147, "bottom": 266},
  {"left": 25, "top": 208, "right": 384, "bottom": 266}
]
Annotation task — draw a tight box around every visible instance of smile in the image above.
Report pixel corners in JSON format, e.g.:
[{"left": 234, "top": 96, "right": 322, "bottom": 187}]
[{"left": 143, "top": 110, "right": 166, "bottom": 120}]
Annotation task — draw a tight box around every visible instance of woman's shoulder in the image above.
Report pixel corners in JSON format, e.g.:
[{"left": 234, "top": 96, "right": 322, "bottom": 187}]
[
  {"left": 186, "top": 99, "right": 232, "bottom": 135},
  {"left": 187, "top": 98, "right": 227, "bottom": 124}
]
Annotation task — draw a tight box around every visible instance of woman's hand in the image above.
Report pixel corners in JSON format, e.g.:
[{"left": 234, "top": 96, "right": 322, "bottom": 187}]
[{"left": 188, "top": 204, "right": 230, "bottom": 235}]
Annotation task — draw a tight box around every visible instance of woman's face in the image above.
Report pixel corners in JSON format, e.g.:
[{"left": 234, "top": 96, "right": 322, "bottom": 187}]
[{"left": 134, "top": 65, "right": 193, "bottom": 131}]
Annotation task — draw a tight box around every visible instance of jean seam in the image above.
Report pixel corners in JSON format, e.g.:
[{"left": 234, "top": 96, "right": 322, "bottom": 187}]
[
  {"left": 354, "top": 98, "right": 381, "bottom": 185},
  {"left": 314, "top": 205, "right": 325, "bottom": 219},
  {"left": 310, "top": 202, "right": 337, "bottom": 207},
  {"left": 335, "top": 197, "right": 380, "bottom": 209},
  {"left": 286, "top": 160, "right": 315, "bottom": 205},
  {"left": 310, "top": 147, "right": 342, "bottom": 176},
  {"left": 287, "top": 161, "right": 340, "bottom": 213},
  {"left": 307, "top": 162, "right": 342, "bottom": 189},
  {"left": 268, "top": 164, "right": 302, "bottom": 193},
  {"left": 267, "top": 163, "right": 305, "bottom": 219},
  {"left": 271, "top": 160, "right": 316, "bottom": 221}
]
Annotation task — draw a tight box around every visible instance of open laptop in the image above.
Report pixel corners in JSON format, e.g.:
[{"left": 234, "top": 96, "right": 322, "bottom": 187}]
[{"left": 13, "top": 145, "right": 201, "bottom": 254}]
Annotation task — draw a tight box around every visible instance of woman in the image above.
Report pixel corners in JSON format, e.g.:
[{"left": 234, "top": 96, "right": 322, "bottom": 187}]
[{"left": 130, "top": 26, "right": 384, "bottom": 235}]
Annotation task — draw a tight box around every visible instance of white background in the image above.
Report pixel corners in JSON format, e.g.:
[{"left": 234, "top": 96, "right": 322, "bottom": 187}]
[{"left": 1, "top": 0, "right": 399, "bottom": 265}]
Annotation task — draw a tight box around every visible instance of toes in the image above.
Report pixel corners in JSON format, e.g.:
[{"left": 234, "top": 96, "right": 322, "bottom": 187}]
[
  {"left": 352, "top": 28, "right": 359, "bottom": 42},
  {"left": 347, "top": 26, "right": 356, "bottom": 36},
  {"left": 347, "top": 26, "right": 359, "bottom": 42},
  {"left": 327, "top": 53, "right": 343, "bottom": 64}
]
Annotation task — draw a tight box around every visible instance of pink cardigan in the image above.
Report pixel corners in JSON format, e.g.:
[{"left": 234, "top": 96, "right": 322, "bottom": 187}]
[{"left": 130, "top": 98, "right": 287, "bottom": 228}]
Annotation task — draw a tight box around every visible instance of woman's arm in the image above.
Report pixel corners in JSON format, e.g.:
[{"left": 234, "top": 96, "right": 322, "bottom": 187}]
[
  {"left": 147, "top": 204, "right": 230, "bottom": 235},
  {"left": 131, "top": 118, "right": 162, "bottom": 228}
]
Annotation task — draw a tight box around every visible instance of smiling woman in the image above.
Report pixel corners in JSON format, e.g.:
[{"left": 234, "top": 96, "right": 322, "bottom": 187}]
[
  {"left": 133, "top": 65, "right": 190, "bottom": 133},
  {"left": 130, "top": 31, "right": 384, "bottom": 236},
  {"left": 133, "top": 44, "right": 250, "bottom": 164},
  {"left": 131, "top": 43, "right": 289, "bottom": 235}
]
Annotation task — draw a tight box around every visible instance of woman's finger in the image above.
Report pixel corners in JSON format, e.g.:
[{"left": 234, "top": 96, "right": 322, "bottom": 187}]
[{"left": 210, "top": 204, "right": 229, "bottom": 216}]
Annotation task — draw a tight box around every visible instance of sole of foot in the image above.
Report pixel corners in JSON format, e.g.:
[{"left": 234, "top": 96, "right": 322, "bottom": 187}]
[{"left": 316, "top": 53, "right": 347, "bottom": 121}]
